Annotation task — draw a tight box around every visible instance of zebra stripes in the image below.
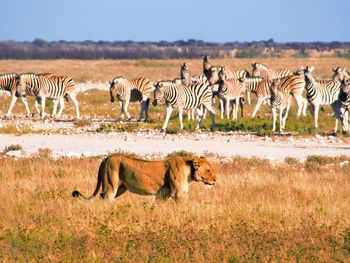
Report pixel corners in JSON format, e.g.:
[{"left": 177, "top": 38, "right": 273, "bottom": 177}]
[
  {"left": 274, "top": 74, "right": 308, "bottom": 117},
  {"left": 15, "top": 73, "right": 80, "bottom": 119},
  {"left": 217, "top": 68, "right": 245, "bottom": 120},
  {"left": 252, "top": 62, "right": 291, "bottom": 80},
  {"left": 180, "top": 62, "right": 208, "bottom": 85},
  {"left": 0, "top": 73, "right": 31, "bottom": 117},
  {"left": 270, "top": 79, "right": 292, "bottom": 132},
  {"left": 152, "top": 81, "right": 216, "bottom": 130},
  {"left": 241, "top": 77, "right": 271, "bottom": 117},
  {"left": 109, "top": 76, "right": 155, "bottom": 121},
  {"left": 301, "top": 66, "right": 341, "bottom": 129},
  {"left": 335, "top": 79, "right": 350, "bottom": 132}
]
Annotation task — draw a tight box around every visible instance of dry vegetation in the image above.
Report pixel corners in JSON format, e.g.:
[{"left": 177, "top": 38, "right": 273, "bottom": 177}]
[{"left": 0, "top": 154, "right": 349, "bottom": 262}]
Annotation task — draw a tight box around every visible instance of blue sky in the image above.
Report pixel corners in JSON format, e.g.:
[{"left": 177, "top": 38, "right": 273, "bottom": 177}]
[{"left": 1, "top": 0, "right": 349, "bottom": 43}]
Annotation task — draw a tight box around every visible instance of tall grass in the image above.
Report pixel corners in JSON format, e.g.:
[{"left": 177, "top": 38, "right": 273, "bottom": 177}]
[{"left": 0, "top": 155, "right": 349, "bottom": 261}]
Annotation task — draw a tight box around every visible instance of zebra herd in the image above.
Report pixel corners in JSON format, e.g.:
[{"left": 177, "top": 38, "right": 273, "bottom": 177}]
[
  {"left": 1, "top": 58, "right": 350, "bottom": 133},
  {"left": 109, "top": 57, "right": 350, "bottom": 133}
]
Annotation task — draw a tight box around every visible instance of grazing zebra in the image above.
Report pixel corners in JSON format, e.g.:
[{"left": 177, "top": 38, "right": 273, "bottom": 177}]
[
  {"left": 15, "top": 73, "right": 80, "bottom": 119},
  {"left": 241, "top": 77, "right": 272, "bottom": 117},
  {"left": 270, "top": 79, "right": 292, "bottom": 132},
  {"left": 301, "top": 66, "right": 342, "bottom": 129},
  {"left": 0, "top": 73, "right": 31, "bottom": 117},
  {"left": 275, "top": 73, "right": 308, "bottom": 117},
  {"left": 152, "top": 81, "right": 216, "bottom": 131},
  {"left": 332, "top": 67, "right": 350, "bottom": 82},
  {"left": 109, "top": 76, "right": 155, "bottom": 121},
  {"left": 217, "top": 67, "right": 246, "bottom": 120},
  {"left": 252, "top": 62, "right": 291, "bottom": 80}
]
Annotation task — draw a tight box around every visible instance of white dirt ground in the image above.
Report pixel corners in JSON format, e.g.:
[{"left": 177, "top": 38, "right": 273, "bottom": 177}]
[{"left": 0, "top": 83, "right": 350, "bottom": 161}]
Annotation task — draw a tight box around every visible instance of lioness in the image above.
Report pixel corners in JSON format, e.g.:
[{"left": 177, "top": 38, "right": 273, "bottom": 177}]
[{"left": 72, "top": 155, "right": 216, "bottom": 201}]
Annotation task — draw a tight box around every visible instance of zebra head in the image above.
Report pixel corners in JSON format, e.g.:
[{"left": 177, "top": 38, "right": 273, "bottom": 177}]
[
  {"left": 332, "top": 67, "right": 350, "bottom": 82},
  {"left": 269, "top": 79, "right": 282, "bottom": 106},
  {"left": 152, "top": 82, "right": 165, "bottom": 106},
  {"left": 109, "top": 77, "right": 122, "bottom": 103},
  {"left": 301, "top": 66, "right": 315, "bottom": 83},
  {"left": 209, "top": 67, "right": 220, "bottom": 85},
  {"left": 340, "top": 78, "right": 350, "bottom": 103},
  {"left": 252, "top": 62, "right": 268, "bottom": 78},
  {"left": 180, "top": 62, "right": 191, "bottom": 85},
  {"left": 15, "top": 74, "right": 27, "bottom": 98}
]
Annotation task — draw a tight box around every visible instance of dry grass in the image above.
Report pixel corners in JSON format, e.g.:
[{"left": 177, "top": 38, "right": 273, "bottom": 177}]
[
  {"left": 0, "top": 154, "right": 349, "bottom": 262},
  {"left": 1, "top": 57, "right": 350, "bottom": 83}
]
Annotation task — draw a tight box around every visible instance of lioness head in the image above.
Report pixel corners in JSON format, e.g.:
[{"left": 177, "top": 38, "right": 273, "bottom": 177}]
[{"left": 192, "top": 156, "right": 216, "bottom": 186}]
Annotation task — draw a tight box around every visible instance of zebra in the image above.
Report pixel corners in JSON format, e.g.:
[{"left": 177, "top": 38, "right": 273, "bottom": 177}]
[
  {"left": 332, "top": 67, "right": 350, "bottom": 82},
  {"left": 270, "top": 79, "right": 292, "bottom": 132},
  {"left": 15, "top": 73, "right": 80, "bottom": 119},
  {"left": 152, "top": 81, "right": 216, "bottom": 131},
  {"left": 217, "top": 67, "right": 246, "bottom": 120},
  {"left": 301, "top": 66, "right": 342, "bottom": 130},
  {"left": 208, "top": 66, "right": 251, "bottom": 105},
  {"left": 0, "top": 73, "right": 31, "bottom": 118},
  {"left": 180, "top": 62, "right": 208, "bottom": 85},
  {"left": 109, "top": 76, "right": 155, "bottom": 121},
  {"left": 274, "top": 73, "right": 308, "bottom": 117},
  {"left": 240, "top": 77, "right": 272, "bottom": 117},
  {"left": 251, "top": 62, "right": 291, "bottom": 80},
  {"left": 333, "top": 78, "right": 350, "bottom": 132},
  {"left": 203, "top": 55, "right": 212, "bottom": 80}
]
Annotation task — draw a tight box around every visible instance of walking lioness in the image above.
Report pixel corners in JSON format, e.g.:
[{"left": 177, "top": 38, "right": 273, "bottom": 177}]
[{"left": 72, "top": 155, "right": 216, "bottom": 201}]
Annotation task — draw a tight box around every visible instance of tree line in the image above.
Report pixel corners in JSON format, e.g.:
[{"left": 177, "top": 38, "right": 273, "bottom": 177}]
[{"left": 0, "top": 39, "right": 349, "bottom": 59}]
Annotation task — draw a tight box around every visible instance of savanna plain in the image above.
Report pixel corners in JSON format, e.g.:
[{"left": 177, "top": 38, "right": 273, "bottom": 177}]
[{"left": 0, "top": 58, "right": 350, "bottom": 262}]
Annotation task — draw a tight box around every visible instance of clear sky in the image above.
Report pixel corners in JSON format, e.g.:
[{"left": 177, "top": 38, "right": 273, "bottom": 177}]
[{"left": 1, "top": 0, "right": 349, "bottom": 43}]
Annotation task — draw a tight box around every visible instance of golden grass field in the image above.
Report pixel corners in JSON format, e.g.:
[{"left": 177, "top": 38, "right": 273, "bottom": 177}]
[
  {"left": 0, "top": 58, "right": 350, "bottom": 262},
  {"left": 0, "top": 154, "right": 349, "bottom": 262}
]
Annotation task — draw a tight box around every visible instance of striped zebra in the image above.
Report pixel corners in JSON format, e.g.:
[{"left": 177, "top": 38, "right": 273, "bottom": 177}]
[
  {"left": 152, "top": 81, "right": 216, "bottom": 131},
  {"left": 332, "top": 67, "right": 350, "bottom": 82},
  {"left": 208, "top": 66, "right": 251, "bottom": 105},
  {"left": 252, "top": 62, "right": 291, "bottom": 80},
  {"left": 15, "top": 73, "right": 80, "bottom": 119},
  {"left": 0, "top": 73, "right": 31, "bottom": 117},
  {"left": 270, "top": 79, "right": 292, "bottom": 132},
  {"left": 301, "top": 66, "right": 342, "bottom": 129},
  {"left": 109, "top": 76, "right": 155, "bottom": 121},
  {"left": 333, "top": 79, "right": 350, "bottom": 132},
  {"left": 241, "top": 77, "right": 272, "bottom": 117},
  {"left": 274, "top": 73, "right": 308, "bottom": 117},
  {"left": 217, "top": 67, "right": 246, "bottom": 120}
]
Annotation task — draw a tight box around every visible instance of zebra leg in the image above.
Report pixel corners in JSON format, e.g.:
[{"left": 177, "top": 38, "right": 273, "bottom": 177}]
[
  {"left": 56, "top": 98, "right": 65, "bottom": 118},
  {"left": 302, "top": 97, "right": 308, "bottom": 117},
  {"left": 331, "top": 102, "right": 342, "bottom": 132},
  {"left": 279, "top": 107, "right": 284, "bottom": 132},
  {"left": 41, "top": 96, "right": 46, "bottom": 119},
  {"left": 124, "top": 100, "right": 131, "bottom": 119},
  {"left": 139, "top": 100, "right": 146, "bottom": 121},
  {"left": 69, "top": 93, "right": 80, "bottom": 119},
  {"left": 34, "top": 97, "right": 41, "bottom": 117},
  {"left": 52, "top": 99, "right": 59, "bottom": 117},
  {"left": 118, "top": 100, "right": 125, "bottom": 119},
  {"left": 204, "top": 104, "right": 216, "bottom": 129},
  {"left": 252, "top": 98, "right": 265, "bottom": 118},
  {"left": 247, "top": 90, "right": 251, "bottom": 105},
  {"left": 219, "top": 99, "right": 224, "bottom": 119},
  {"left": 195, "top": 107, "right": 203, "bottom": 129},
  {"left": 314, "top": 104, "right": 319, "bottom": 128},
  {"left": 282, "top": 101, "right": 291, "bottom": 130},
  {"left": 162, "top": 106, "right": 173, "bottom": 131},
  {"left": 21, "top": 97, "right": 31, "bottom": 117},
  {"left": 272, "top": 107, "right": 277, "bottom": 132},
  {"left": 178, "top": 107, "right": 184, "bottom": 129},
  {"left": 226, "top": 98, "right": 230, "bottom": 119},
  {"left": 239, "top": 98, "right": 244, "bottom": 117},
  {"left": 5, "top": 95, "right": 18, "bottom": 118}
]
